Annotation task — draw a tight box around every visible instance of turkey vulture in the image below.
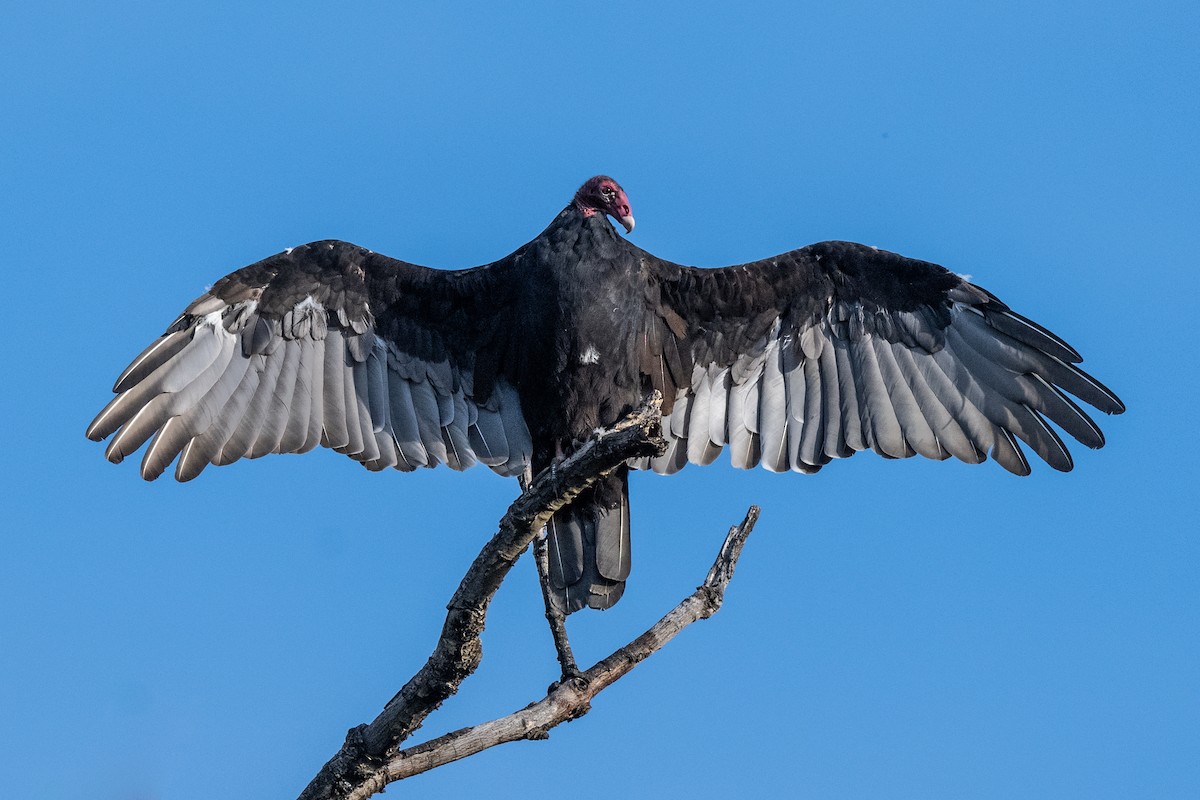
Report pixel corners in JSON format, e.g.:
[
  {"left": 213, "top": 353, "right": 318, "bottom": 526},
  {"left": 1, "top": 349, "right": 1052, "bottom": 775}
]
[{"left": 86, "top": 176, "right": 1124, "bottom": 613}]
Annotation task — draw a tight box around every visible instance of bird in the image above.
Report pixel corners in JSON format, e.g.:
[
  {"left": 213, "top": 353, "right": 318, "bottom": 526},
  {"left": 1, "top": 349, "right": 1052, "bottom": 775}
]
[{"left": 86, "top": 175, "right": 1125, "bottom": 614}]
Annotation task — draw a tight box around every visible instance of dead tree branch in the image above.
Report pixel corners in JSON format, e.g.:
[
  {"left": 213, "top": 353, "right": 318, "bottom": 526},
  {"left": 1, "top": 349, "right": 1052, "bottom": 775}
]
[
  {"left": 298, "top": 394, "right": 666, "bottom": 800},
  {"left": 344, "top": 506, "right": 760, "bottom": 798}
]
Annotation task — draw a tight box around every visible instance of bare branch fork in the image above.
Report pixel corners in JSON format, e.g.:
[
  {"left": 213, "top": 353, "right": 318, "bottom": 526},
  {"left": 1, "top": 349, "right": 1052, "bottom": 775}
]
[
  {"left": 298, "top": 394, "right": 762, "bottom": 800},
  {"left": 344, "top": 506, "right": 761, "bottom": 798}
]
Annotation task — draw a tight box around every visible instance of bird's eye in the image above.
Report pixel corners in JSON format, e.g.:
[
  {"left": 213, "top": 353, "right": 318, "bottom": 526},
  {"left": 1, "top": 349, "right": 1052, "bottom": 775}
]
[{"left": 601, "top": 187, "right": 615, "bottom": 199}]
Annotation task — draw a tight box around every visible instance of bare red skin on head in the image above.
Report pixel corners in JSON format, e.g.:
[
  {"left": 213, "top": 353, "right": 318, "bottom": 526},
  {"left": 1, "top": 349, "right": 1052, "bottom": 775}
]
[{"left": 573, "top": 176, "right": 633, "bottom": 227}]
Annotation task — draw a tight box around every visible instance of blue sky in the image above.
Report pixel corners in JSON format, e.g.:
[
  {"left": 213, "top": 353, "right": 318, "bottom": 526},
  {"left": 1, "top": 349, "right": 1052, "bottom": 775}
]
[{"left": 2, "top": 2, "right": 1197, "bottom": 798}]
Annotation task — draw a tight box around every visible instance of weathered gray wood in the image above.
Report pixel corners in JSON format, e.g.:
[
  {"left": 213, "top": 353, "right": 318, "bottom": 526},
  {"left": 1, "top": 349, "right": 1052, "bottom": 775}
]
[{"left": 344, "top": 506, "right": 761, "bottom": 798}]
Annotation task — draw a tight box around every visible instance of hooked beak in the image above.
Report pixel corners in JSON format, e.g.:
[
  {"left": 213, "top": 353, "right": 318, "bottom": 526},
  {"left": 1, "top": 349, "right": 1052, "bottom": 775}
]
[{"left": 612, "top": 188, "right": 635, "bottom": 234}]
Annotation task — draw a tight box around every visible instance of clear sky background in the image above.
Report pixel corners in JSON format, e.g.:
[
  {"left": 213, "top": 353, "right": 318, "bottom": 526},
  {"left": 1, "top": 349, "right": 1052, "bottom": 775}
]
[{"left": 2, "top": 2, "right": 1197, "bottom": 798}]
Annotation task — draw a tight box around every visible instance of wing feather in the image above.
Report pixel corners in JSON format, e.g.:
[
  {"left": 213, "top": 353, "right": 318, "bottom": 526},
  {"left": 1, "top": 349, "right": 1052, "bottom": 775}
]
[
  {"left": 469, "top": 407, "right": 510, "bottom": 467},
  {"left": 105, "top": 325, "right": 236, "bottom": 465},
  {"left": 246, "top": 337, "right": 303, "bottom": 458},
  {"left": 318, "top": 329, "right": 348, "bottom": 450},
  {"left": 816, "top": 334, "right": 847, "bottom": 459},
  {"left": 366, "top": 342, "right": 390, "bottom": 434},
  {"left": 686, "top": 369, "right": 713, "bottom": 465},
  {"left": 88, "top": 324, "right": 227, "bottom": 444},
  {"left": 727, "top": 376, "right": 761, "bottom": 469},
  {"left": 635, "top": 239, "right": 1119, "bottom": 478},
  {"left": 494, "top": 382, "right": 533, "bottom": 477},
  {"left": 669, "top": 390, "right": 692, "bottom": 440},
  {"left": 886, "top": 341, "right": 973, "bottom": 463},
  {"left": 707, "top": 366, "right": 730, "bottom": 447},
  {"left": 217, "top": 349, "right": 282, "bottom": 465},
  {"left": 871, "top": 337, "right": 942, "bottom": 460},
  {"left": 140, "top": 342, "right": 248, "bottom": 480},
  {"left": 943, "top": 326, "right": 1072, "bottom": 471},
  {"left": 298, "top": 334, "right": 327, "bottom": 454},
  {"left": 758, "top": 340, "right": 790, "bottom": 473},
  {"left": 350, "top": 354, "right": 377, "bottom": 459},
  {"left": 337, "top": 344, "right": 366, "bottom": 456},
  {"left": 176, "top": 358, "right": 264, "bottom": 481},
  {"left": 409, "top": 378, "right": 448, "bottom": 467},
  {"left": 955, "top": 309, "right": 1110, "bottom": 445},
  {"left": 794, "top": 355, "right": 827, "bottom": 471},
  {"left": 279, "top": 337, "right": 317, "bottom": 454},
  {"left": 387, "top": 372, "right": 426, "bottom": 470},
  {"left": 112, "top": 329, "right": 193, "bottom": 394},
  {"left": 443, "top": 391, "right": 477, "bottom": 471},
  {"left": 649, "top": 432, "right": 690, "bottom": 473},
  {"left": 849, "top": 334, "right": 908, "bottom": 459},
  {"left": 832, "top": 337, "right": 866, "bottom": 453},
  {"left": 88, "top": 240, "right": 531, "bottom": 481}
]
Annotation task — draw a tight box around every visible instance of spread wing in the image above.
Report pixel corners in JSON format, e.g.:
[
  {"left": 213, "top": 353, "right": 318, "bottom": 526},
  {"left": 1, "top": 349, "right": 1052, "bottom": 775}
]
[
  {"left": 629, "top": 240, "right": 1124, "bottom": 476},
  {"left": 86, "top": 240, "right": 532, "bottom": 481}
]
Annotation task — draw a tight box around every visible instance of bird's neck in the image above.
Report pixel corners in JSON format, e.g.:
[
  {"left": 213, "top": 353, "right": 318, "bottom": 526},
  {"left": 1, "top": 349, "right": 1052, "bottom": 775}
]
[
  {"left": 572, "top": 197, "right": 602, "bottom": 219},
  {"left": 538, "top": 205, "right": 616, "bottom": 252}
]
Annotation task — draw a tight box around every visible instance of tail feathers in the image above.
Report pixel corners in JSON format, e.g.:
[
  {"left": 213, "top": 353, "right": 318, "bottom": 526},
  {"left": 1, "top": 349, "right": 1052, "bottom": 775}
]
[{"left": 546, "top": 469, "right": 630, "bottom": 613}]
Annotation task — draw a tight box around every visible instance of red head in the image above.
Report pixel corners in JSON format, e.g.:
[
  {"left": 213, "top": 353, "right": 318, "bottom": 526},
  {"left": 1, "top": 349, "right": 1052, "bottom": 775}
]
[{"left": 573, "top": 175, "right": 635, "bottom": 233}]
